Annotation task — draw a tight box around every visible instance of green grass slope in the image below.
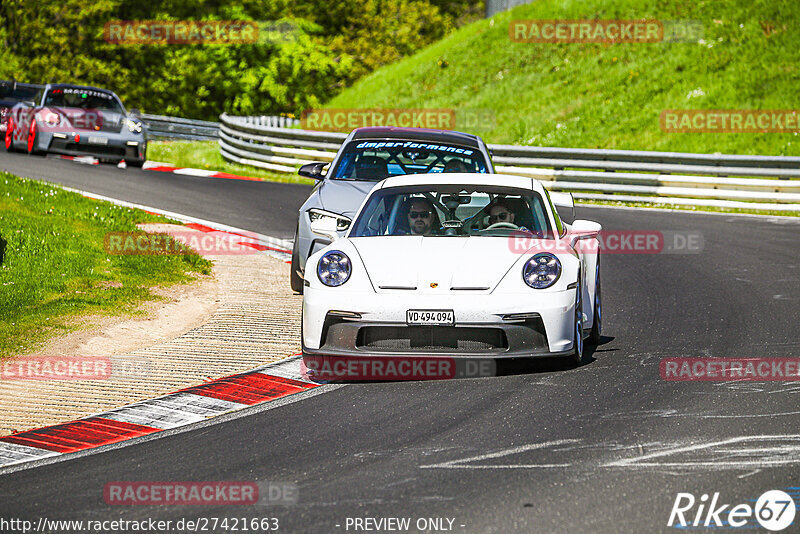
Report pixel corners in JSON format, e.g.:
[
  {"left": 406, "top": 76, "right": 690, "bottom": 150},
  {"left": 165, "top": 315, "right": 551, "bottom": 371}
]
[{"left": 325, "top": 0, "right": 799, "bottom": 155}]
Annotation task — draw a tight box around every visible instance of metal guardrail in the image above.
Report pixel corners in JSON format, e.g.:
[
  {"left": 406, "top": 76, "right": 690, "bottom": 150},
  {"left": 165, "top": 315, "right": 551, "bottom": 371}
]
[
  {"left": 141, "top": 113, "right": 219, "bottom": 141},
  {"left": 234, "top": 115, "right": 300, "bottom": 128},
  {"left": 218, "top": 113, "right": 800, "bottom": 212},
  {"left": 142, "top": 113, "right": 298, "bottom": 141}
]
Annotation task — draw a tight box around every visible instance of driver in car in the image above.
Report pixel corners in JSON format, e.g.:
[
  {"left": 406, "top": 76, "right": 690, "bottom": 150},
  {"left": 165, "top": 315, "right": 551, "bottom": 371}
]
[
  {"left": 407, "top": 198, "right": 438, "bottom": 235},
  {"left": 486, "top": 199, "right": 530, "bottom": 232},
  {"left": 443, "top": 158, "right": 469, "bottom": 173}
]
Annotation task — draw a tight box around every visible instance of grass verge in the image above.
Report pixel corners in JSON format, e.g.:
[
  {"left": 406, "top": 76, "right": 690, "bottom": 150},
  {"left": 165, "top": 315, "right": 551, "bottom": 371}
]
[
  {"left": 0, "top": 172, "right": 213, "bottom": 358},
  {"left": 147, "top": 140, "right": 315, "bottom": 185}
]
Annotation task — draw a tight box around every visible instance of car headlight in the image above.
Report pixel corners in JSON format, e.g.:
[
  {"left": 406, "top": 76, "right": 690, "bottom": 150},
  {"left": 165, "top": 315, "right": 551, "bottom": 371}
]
[
  {"left": 307, "top": 208, "right": 351, "bottom": 231},
  {"left": 522, "top": 253, "right": 561, "bottom": 289},
  {"left": 126, "top": 118, "right": 143, "bottom": 134},
  {"left": 317, "top": 250, "right": 352, "bottom": 287}
]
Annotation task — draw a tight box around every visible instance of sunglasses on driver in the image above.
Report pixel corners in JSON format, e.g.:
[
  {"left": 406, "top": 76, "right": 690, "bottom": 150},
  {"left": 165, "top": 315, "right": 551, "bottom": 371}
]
[
  {"left": 488, "top": 211, "right": 511, "bottom": 223},
  {"left": 409, "top": 211, "right": 432, "bottom": 219}
]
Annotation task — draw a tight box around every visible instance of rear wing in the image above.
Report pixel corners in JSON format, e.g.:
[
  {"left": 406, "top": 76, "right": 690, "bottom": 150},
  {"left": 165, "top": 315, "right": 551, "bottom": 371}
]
[{"left": 549, "top": 191, "right": 575, "bottom": 223}]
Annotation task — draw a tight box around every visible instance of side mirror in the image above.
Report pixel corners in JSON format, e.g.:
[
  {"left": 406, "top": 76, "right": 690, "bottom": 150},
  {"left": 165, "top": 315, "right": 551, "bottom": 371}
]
[
  {"left": 130, "top": 108, "right": 142, "bottom": 118},
  {"left": 549, "top": 191, "right": 575, "bottom": 223},
  {"left": 569, "top": 219, "right": 601, "bottom": 248},
  {"left": 310, "top": 216, "right": 340, "bottom": 241},
  {"left": 298, "top": 162, "right": 327, "bottom": 180}
]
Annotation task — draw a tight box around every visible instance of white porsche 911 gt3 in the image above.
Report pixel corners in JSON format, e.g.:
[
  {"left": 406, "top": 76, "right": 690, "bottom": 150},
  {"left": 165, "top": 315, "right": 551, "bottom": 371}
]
[{"left": 301, "top": 173, "right": 602, "bottom": 368}]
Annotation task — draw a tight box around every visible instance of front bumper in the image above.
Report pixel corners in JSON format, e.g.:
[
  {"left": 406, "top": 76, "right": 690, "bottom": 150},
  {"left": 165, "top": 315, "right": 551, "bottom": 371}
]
[
  {"left": 41, "top": 132, "right": 145, "bottom": 162},
  {"left": 302, "top": 287, "right": 577, "bottom": 358}
]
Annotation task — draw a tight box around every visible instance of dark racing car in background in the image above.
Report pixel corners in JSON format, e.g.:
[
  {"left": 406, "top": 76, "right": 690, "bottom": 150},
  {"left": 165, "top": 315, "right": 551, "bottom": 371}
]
[
  {"left": 0, "top": 80, "right": 44, "bottom": 135},
  {"left": 4, "top": 83, "right": 146, "bottom": 166}
]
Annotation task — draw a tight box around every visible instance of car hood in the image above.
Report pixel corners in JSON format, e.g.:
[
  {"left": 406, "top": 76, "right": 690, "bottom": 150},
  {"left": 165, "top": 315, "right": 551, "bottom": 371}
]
[
  {"left": 318, "top": 179, "right": 379, "bottom": 218},
  {"left": 351, "top": 236, "right": 531, "bottom": 292}
]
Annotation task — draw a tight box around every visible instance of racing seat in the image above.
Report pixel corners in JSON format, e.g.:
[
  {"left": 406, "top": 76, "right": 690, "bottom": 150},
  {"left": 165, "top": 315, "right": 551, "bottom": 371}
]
[{"left": 353, "top": 156, "right": 388, "bottom": 180}]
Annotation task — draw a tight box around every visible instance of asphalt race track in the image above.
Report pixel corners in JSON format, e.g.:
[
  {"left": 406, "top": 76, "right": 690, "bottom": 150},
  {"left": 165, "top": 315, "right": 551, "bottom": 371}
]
[
  {"left": 0, "top": 151, "right": 310, "bottom": 239},
  {"left": 2, "top": 152, "right": 799, "bottom": 532}
]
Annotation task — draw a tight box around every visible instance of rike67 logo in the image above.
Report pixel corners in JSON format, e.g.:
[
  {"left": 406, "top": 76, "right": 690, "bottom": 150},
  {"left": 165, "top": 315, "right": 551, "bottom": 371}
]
[{"left": 668, "top": 490, "right": 796, "bottom": 531}]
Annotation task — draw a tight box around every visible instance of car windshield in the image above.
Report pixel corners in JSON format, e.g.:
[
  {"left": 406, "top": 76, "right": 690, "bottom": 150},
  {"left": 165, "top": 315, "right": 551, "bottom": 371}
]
[
  {"left": 330, "top": 140, "right": 489, "bottom": 181},
  {"left": 0, "top": 84, "right": 40, "bottom": 103},
  {"left": 44, "top": 88, "right": 123, "bottom": 113},
  {"left": 349, "top": 185, "right": 553, "bottom": 238}
]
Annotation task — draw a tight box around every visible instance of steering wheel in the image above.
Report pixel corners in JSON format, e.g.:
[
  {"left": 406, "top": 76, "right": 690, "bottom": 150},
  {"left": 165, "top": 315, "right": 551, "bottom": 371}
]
[{"left": 485, "top": 222, "right": 519, "bottom": 230}]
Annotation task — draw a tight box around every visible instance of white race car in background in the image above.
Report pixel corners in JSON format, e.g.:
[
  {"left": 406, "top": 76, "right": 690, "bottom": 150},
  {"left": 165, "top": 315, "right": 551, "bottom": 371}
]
[{"left": 301, "top": 173, "right": 603, "bottom": 368}]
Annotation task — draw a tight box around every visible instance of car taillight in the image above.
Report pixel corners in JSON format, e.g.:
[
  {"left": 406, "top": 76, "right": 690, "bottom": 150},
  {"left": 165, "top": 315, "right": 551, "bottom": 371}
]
[{"left": 75, "top": 134, "right": 80, "bottom": 143}]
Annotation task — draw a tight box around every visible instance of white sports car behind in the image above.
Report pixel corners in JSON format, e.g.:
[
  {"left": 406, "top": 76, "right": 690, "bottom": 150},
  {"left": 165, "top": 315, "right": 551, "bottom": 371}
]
[{"left": 302, "top": 173, "right": 602, "bottom": 371}]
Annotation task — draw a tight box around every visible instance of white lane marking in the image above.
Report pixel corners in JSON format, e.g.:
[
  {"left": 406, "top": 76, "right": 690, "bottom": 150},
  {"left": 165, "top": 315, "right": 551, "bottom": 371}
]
[
  {"left": 173, "top": 168, "right": 218, "bottom": 177},
  {"left": 420, "top": 439, "right": 580, "bottom": 469},
  {"left": 604, "top": 435, "right": 800, "bottom": 469},
  {"left": 0, "top": 442, "right": 60, "bottom": 466},
  {"left": 58, "top": 186, "right": 294, "bottom": 258},
  {"left": 101, "top": 392, "right": 246, "bottom": 429},
  {"left": 575, "top": 409, "right": 800, "bottom": 420},
  {"left": 141, "top": 160, "right": 172, "bottom": 169},
  {"left": 419, "top": 436, "right": 800, "bottom": 471},
  {"left": 48, "top": 155, "right": 99, "bottom": 165},
  {"left": 737, "top": 469, "right": 762, "bottom": 479},
  {"left": 691, "top": 411, "right": 800, "bottom": 418}
]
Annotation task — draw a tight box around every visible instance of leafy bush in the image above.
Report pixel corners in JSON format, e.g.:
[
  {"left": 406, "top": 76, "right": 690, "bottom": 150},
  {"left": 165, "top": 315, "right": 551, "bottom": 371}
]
[{"left": 0, "top": 0, "right": 482, "bottom": 119}]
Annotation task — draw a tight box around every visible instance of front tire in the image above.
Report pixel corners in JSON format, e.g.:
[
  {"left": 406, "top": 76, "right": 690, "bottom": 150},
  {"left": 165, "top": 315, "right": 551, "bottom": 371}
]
[
  {"left": 26, "top": 120, "right": 41, "bottom": 155},
  {"left": 571, "top": 271, "right": 587, "bottom": 365},
  {"left": 589, "top": 260, "right": 602, "bottom": 345},
  {"left": 290, "top": 225, "right": 304, "bottom": 294}
]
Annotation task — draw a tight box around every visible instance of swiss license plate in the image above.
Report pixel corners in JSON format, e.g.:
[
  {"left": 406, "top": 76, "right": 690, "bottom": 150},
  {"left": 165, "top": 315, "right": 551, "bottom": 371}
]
[
  {"left": 406, "top": 309, "right": 454, "bottom": 326},
  {"left": 88, "top": 136, "right": 108, "bottom": 145}
]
